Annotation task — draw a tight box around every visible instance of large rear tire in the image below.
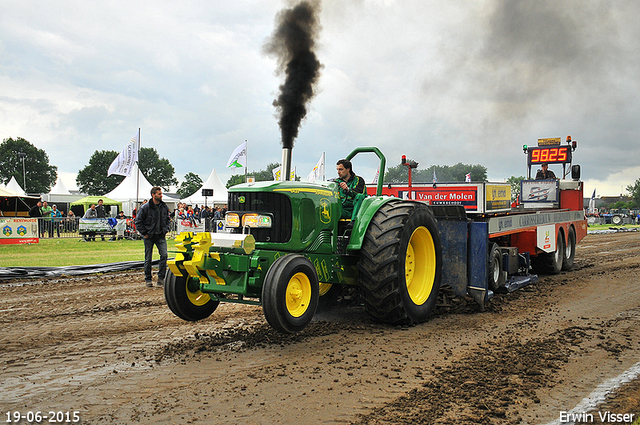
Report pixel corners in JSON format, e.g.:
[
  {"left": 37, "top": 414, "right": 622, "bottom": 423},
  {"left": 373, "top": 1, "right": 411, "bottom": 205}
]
[
  {"left": 358, "top": 201, "right": 442, "bottom": 325},
  {"left": 164, "top": 269, "right": 219, "bottom": 321},
  {"left": 262, "top": 254, "right": 319, "bottom": 334},
  {"left": 562, "top": 226, "right": 576, "bottom": 271}
]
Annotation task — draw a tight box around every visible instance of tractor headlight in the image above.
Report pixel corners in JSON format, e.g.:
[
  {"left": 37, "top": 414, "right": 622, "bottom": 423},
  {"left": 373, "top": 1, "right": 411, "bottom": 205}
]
[
  {"left": 242, "top": 213, "right": 272, "bottom": 228},
  {"left": 225, "top": 213, "right": 240, "bottom": 228}
]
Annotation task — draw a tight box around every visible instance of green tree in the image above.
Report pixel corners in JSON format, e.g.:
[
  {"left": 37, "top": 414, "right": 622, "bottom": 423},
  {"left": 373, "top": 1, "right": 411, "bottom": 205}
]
[
  {"left": 383, "top": 160, "right": 488, "bottom": 184},
  {"left": 76, "top": 150, "right": 124, "bottom": 195},
  {"left": 226, "top": 174, "right": 246, "bottom": 188},
  {"left": 0, "top": 137, "right": 57, "bottom": 194},
  {"left": 226, "top": 163, "right": 299, "bottom": 188},
  {"left": 383, "top": 162, "right": 412, "bottom": 183},
  {"left": 626, "top": 178, "right": 640, "bottom": 209},
  {"left": 177, "top": 172, "right": 203, "bottom": 198},
  {"left": 507, "top": 176, "right": 526, "bottom": 202},
  {"left": 77, "top": 147, "right": 179, "bottom": 195},
  {"left": 138, "top": 147, "right": 178, "bottom": 191}
]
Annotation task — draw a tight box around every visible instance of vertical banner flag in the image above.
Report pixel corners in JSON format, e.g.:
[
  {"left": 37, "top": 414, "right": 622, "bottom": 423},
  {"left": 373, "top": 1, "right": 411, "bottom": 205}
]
[
  {"left": 465, "top": 173, "right": 471, "bottom": 182},
  {"left": 306, "top": 153, "right": 325, "bottom": 182},
  {"left": 432, "top": 169, "right": 438, "bottom": 187},
  {"left": 108, "top": 132, "right": 139, "bottom": 177},
  {"left": 227, "top": 141, "right": 247, "bottom": 168},
  {"left": 588, "top": 189, "right": 596, "bottom": 214}
]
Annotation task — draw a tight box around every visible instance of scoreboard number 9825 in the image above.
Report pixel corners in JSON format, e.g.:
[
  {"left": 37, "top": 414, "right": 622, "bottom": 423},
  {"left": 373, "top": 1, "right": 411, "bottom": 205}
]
[{"left": 527, "top": 146, "right": 571, "bottom": 165}]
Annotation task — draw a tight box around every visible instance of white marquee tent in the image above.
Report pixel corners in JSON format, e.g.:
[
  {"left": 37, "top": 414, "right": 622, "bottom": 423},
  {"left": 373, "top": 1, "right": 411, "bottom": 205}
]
[
  {"left": 105, "top": 164, "right": 179, "bottom": 216},
  {"left": 49, "top": 177, "right": 71, "bottom": 195},
  {"left": 5, "top": 176, "right": 26, "bottom": 195},
  {"left": 180, "top": 168, "right": 228, "bottom": 207},
  {"left": 44, "top": 177, "right": 83, "bottom": 206}
]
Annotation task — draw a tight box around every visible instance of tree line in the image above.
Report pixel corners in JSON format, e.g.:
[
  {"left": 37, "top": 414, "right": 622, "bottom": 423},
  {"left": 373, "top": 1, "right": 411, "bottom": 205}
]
[
  {"left": 0, "top": 137, "right": 193, "bottom": 196},
  {"left": 3, "top": 137, "right": 638, "bottom": 208}
]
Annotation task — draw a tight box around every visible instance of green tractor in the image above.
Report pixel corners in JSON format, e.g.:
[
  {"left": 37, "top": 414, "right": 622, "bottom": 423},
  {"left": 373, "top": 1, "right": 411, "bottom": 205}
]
[{"left": 165, "top": 147, "right": 444, "bottom": 333}]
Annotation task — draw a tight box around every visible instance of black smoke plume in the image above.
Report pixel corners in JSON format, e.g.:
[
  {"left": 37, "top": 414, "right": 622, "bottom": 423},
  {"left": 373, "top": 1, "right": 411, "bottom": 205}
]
[{"left": 264, "top": 1, "right": 323, "bottom": 150}]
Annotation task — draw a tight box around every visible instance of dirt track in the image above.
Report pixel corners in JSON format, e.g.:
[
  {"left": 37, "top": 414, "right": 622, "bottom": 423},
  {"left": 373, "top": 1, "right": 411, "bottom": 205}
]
[{"left": 1, "top": 231, "right": 640, "bottom": 424}]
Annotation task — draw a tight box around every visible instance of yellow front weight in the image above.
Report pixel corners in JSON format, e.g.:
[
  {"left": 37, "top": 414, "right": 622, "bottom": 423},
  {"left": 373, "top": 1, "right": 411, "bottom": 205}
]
[
  {"left": 183, "top": 233, "right": 213, "bottom": 284},
  {"left": 168, "top": 232, "right": 194, "bottom": 276}
]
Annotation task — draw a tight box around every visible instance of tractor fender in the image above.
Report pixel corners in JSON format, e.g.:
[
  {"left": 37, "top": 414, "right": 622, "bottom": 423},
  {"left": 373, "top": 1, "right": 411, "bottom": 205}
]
[{"left": 346, "top": 196, "right": 401, "bottom": 252}]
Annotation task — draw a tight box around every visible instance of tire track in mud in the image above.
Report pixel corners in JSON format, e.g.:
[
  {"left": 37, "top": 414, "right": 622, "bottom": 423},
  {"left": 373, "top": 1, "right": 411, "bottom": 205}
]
[
  {"left": 1, "top": 233, "right": 639, "bottom": 424},
  {"left": 351, "top": 233, "right": 640, "bottom": 424},
  {"left": 352, "top": 318, "right": 637, "bottom": 425}
]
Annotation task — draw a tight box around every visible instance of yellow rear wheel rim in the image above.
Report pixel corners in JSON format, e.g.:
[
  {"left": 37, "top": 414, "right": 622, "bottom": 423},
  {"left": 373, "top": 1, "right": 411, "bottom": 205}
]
[
  {"left": 286, "top": 272, "right": 312, "bottom": 317},
  {"left": 405, "top": 226, "right": 436, "bottom": 305}
]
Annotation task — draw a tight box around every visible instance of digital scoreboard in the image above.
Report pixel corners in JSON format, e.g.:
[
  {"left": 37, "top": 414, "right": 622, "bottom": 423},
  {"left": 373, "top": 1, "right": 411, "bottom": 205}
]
[{"left": 527, "top": 145, "right": 572, "bottom": 165}]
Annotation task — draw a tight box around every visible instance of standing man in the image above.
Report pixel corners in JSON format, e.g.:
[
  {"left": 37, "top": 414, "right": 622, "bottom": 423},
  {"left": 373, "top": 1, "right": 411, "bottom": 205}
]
[
  {"left": 29, "top": 200, "right": 43, "bottom": 237},
  {"left": 41, "top": 201, "right": 53, "bottom": 237},
  {"left": 135, "top": 187, "right": 170, "bottom": 288},
  {"left": 51, "top": 205, "right": 62, "bottom": 237},
  {"left": 96, "top": 199, "right": 107, "bottom": 241},
  {"left": 336, "top": 159, "right": 366, "bottom": 219}
]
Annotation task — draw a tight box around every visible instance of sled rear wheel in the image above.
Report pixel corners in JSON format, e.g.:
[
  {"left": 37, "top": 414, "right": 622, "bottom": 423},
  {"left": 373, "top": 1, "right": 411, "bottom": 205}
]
[{"left": 562, "top": 226, "right": 576, "bottom": 271}]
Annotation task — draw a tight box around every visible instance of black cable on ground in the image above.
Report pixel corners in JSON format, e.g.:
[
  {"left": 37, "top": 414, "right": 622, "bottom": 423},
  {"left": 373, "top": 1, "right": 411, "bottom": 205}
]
[{"left": 0, "top": 260, "right": 160, "bottom": 280}]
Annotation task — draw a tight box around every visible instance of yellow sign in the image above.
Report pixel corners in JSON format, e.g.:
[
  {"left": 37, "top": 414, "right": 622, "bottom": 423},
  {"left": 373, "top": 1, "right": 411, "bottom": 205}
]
[
  {"left": 537, "top": 137, "right": 561, "bottom": 146},
  {"left": 485, "top": 184, "right": 511, "bottom": 210}
]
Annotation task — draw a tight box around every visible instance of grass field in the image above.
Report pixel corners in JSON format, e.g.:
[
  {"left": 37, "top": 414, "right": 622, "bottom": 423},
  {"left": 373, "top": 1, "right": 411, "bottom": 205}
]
[
  {"left": 1, "top": 224, "right": 638, "bottom": 268},
  {"left": 588, "top": 223, "right": 640, "bottom": 230},
  {"left": 0, "top": 237, "right": 178, "bottom": 267}
]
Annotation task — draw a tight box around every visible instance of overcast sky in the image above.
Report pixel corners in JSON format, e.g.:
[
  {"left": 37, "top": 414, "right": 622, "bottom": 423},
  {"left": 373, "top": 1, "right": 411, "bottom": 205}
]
[{"left": 1, "top": 0, "right": 638, "bottom": 197}]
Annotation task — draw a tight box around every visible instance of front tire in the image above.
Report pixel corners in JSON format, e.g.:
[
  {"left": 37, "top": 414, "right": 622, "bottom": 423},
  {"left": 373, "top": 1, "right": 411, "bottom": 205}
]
[
  {"left": 164, "top": 269, "right": 219, "bottom": 321},
  {"left": 358, "top": 201, "right": 442, "bottom": 325},
  {"left": 262, "top": 254, "right": 319, "bottom": 334}
]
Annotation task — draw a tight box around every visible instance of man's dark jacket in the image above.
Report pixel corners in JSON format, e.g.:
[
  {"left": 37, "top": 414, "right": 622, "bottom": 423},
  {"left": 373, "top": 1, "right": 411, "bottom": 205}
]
[
  {"left": 135, "top": 200, "right": 170, "bottom": 237},
  {"left": 29, "top": 204, "right": 42, "bottom": 218},
  {"left": 96, "top": 204, "right": 106, "bottom": 218}
]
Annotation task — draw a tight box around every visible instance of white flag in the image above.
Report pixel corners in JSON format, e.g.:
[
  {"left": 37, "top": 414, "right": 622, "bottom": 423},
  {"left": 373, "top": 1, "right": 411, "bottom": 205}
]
[
  {"left": 226, "top": 141, "right": 247, "bottom": 168},
  {"left": 372, "top": 166, "right": 380, "bottom": 184},
  {"left": 306, "top": 153, "right": 325, "bottom": 182},
  {"left": 465, "top": 173, "right": 471, "bottom": 182},
  {"left": 108, "top": 132, "right": 139, "bottom": 177},
  {"left": 273, "top": 166, "right": 296, "bottom": 181}
]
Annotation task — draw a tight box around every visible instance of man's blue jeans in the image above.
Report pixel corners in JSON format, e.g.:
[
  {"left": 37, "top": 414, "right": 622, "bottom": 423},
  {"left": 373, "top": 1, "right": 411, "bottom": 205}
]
[{"left": 144, "top": 234, "right": 168, "bottom": 282}]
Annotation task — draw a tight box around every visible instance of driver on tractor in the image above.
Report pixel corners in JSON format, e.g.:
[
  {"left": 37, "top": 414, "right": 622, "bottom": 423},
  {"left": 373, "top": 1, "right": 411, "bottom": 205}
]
[{"left": 336, "top": 159, "right": 366, "bottom": 219}]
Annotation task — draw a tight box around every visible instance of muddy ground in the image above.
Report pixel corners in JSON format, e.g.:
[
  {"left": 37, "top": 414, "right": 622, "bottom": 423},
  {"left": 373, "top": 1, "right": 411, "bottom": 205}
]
[{"left": 1, "top": 231, "right": 640, "bottom": 424}]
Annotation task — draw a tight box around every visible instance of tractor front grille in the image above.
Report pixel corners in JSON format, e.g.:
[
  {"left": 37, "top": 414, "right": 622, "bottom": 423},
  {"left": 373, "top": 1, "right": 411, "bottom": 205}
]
[{"left": 227, "top": 191, "right": 292, "bottom": 243}]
